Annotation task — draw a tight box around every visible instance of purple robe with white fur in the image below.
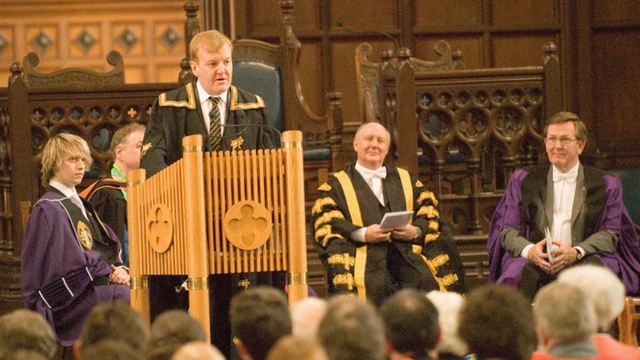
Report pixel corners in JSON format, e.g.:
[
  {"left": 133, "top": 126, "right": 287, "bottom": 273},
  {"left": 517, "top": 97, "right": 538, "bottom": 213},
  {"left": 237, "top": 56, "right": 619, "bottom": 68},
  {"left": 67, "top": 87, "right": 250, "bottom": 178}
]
[
  {"left": 487, "top": 164, "right": 640, "bottom": 295},
  {"left": 21, "top": 190, "right": 130, "bottom": 346}
]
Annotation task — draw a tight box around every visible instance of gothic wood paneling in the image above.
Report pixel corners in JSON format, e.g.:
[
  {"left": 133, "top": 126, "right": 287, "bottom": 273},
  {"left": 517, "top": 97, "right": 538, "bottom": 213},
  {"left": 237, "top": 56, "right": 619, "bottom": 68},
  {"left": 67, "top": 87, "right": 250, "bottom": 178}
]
[{"left": 0, "top": 0, "right": 186, "bottom": 86}]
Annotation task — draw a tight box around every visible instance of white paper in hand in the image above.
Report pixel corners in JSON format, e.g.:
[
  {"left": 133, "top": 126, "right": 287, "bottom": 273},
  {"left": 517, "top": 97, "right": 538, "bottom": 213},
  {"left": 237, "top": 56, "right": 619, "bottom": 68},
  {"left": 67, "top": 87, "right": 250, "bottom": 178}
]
[
  {"left": 380, "top": 211, "right": 414, "bottom": 228},
  {"left": 544, "top": 227, "right": 553, "bottom": 261}
]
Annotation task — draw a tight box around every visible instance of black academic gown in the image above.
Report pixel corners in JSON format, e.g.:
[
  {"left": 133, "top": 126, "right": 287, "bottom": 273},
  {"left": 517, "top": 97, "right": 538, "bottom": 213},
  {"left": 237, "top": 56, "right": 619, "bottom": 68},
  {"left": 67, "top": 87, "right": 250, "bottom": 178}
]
[
  {"left": 81, "top": 178, "right": 128, "bottom": 263},
  {"left": 312, "top": 164, "right": 462, "bottom": 305}
]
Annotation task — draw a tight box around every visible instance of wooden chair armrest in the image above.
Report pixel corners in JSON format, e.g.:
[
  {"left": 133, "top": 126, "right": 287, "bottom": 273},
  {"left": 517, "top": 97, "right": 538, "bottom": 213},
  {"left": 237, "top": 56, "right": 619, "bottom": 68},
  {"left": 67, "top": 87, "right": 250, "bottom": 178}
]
[{"left": 618, "top": 296, "right": 640, "bottom": 346}]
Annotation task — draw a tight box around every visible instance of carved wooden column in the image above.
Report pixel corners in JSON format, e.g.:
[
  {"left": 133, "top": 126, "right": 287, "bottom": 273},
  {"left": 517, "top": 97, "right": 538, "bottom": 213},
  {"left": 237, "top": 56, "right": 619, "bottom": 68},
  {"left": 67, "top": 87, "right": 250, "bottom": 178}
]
[
  {"left": 543, "top": 42, "right": 561, "bottom": 118},
  {"left": 394, "top": 48, "right": 418, "bottom": 175},
  {"left": 179, "top": 0, "right": 200, "bottom": 84},
  {"left": 200, "top": 0, "right": 236, "bottom": 39}
]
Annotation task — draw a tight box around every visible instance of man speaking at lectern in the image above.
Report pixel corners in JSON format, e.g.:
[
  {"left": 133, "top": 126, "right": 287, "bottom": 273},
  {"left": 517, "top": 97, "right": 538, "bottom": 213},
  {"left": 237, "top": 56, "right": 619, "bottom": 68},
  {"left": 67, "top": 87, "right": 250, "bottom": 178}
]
[{"left": 140, "top": 29, "right": 279, "bottom": 358}]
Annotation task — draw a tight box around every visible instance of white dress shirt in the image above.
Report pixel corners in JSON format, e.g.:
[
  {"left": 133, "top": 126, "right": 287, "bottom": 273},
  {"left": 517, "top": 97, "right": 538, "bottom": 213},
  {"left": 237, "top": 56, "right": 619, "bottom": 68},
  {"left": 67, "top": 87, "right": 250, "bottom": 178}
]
[
  {"left": 552, "top": 162, "right": 579, "bottom": 247},
  {"left": 521, "top": 162, "right": 584, "bottom": 259}
]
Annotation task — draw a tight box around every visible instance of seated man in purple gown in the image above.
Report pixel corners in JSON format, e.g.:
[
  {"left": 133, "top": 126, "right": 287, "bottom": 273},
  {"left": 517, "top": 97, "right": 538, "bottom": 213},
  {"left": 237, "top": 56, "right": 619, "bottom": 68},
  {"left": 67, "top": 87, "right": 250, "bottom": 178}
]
[{"left": 487, "top": 111, "right": 640, "bottom": 300}]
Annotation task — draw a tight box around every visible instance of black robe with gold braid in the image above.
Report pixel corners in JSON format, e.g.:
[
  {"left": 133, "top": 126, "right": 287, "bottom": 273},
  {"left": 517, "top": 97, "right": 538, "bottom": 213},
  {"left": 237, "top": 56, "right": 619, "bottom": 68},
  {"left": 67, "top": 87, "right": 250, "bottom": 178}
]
[
  {"left": 140, "top": 82, "right": 275, "bottom": 178},
  {"left": 312, "top": 164, "right": 462, "bottom": 304}
]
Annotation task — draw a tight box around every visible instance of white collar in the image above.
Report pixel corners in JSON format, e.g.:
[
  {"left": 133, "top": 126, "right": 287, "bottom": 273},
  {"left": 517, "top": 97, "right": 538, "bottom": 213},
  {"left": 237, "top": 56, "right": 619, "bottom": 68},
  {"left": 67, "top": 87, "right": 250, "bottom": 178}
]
[
  {"left": 355, "top": 162, "right": 387, "bottom": 182},
  {"left": 49, "top": 180, "right": 78, "bottom": 198},
  {"left": 553, "top": 162, "right": 579, "bottom": 183},
  {"left": 196, "top": 81, "right": 228, "bottom": 106}
]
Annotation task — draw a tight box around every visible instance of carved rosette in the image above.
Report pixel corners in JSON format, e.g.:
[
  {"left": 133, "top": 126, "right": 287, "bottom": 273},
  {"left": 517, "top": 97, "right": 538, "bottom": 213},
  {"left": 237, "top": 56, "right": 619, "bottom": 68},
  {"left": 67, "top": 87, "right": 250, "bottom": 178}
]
[
  {"left": 494, "top": 107, "right": 524, "bottom": 139},
  {"left": 223, "top": 200, "right": 272, "bottom": 251},
  {"left": 146, "top": 204, "right": 174, "bottom": 253},
  {"left": 420, "top": 109, "right": 454, "bottom": 144},
  {"left": 457, "top": 108, "right": 489, "bottom": 141}
]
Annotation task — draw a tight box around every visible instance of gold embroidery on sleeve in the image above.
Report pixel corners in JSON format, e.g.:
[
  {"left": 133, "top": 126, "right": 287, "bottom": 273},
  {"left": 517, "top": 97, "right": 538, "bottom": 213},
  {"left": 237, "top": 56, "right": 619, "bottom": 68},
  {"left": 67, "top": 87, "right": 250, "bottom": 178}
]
[
  {"left": 418, "top": 190, "right": 439, "bottom": 206},
  {"left": 313, "top": 210, "right": 344, "bottom": 230},
  {"left": 424, "top": 233, "right": 439, "bottom": 243},
  {"left": 417, "top": 206, "right": 439, "bottom": 218},
  {"left": 312, "top": 197, "right": 337, "bottom": 215},
  {"left": 141, "top": 142, "right": 152, "bottom": 156},
  {"left": 318, "top": 183, "right": 332, "bottom": 192},
  {"left": 431, "top": 254, "right": 450, "bottom": 269}
]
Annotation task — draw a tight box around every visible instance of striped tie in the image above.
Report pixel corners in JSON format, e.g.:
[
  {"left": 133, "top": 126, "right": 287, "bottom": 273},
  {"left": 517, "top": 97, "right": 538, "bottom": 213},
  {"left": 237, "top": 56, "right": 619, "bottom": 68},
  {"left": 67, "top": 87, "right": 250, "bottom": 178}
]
[{"left": 209, "top": 96, "right": 222, "bottom": 151}]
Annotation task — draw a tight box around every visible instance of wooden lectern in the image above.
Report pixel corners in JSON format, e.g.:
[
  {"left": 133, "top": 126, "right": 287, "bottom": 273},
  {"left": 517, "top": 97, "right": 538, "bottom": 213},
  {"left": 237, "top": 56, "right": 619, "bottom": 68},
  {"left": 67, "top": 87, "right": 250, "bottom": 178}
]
[{"left": 127, "top": 130, "right": 308, "bottom": 340}]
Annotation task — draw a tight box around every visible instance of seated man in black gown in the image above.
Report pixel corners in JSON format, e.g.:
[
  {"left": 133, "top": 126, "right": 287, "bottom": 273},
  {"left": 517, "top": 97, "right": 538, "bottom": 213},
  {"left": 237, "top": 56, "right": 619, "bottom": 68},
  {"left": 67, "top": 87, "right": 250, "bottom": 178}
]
[{"left": 312, "top": 122, "right": 463, "bottom": 305}]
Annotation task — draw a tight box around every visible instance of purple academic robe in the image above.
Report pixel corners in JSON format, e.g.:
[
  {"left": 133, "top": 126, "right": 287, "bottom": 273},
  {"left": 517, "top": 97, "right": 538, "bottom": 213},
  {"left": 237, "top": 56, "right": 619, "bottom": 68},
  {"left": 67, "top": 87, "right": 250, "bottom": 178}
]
[
  {"left": 487, "top": 165, "right": 640, "bottom": 295},
  {"left": 21, "top": 191, "right": 130, "bottom": 346}
]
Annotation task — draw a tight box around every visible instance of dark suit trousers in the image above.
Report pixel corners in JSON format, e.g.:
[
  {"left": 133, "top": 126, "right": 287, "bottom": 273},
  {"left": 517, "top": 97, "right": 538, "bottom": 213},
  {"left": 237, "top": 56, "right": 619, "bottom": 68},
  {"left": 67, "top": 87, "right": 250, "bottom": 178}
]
[{"left": 519, "top": 255, "right": 604, "bottom": 301}]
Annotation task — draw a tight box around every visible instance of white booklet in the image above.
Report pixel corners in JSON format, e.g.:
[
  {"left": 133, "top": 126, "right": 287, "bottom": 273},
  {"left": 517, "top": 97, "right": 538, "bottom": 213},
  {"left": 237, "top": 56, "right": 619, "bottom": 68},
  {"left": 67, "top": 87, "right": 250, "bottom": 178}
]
[{"left": 380, "top": 211, "right": 414, "bottom": 228}]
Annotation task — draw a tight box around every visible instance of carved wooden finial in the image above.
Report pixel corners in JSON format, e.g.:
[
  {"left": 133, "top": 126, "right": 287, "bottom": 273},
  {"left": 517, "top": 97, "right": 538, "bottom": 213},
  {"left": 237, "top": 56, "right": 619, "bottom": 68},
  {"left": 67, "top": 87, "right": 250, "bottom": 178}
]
[
  {"left": 183, "top": 0, "right": 200, "bottom": 59},
  {"left": 397, "top": 48, "right": 411, "bottom": 60},
  {"left": 106, "top": 51, "right": 123, "bottom": 67},
  {"left": 279, "top": 0, "right": 294, "bottom": 16},
  {"left": 381, "top": 49, "right": 394, "bottom": 62},
  {"left": 280, "top": 0, "right": 294, "bottom": 27},
  {"left": 179, "top": 58, "right": 196, "bottom": 85},
  {"left": 543, "top": 42, "right": 558, "bottom": 56},
  {"left": 25, "top": 52, "right": 40, "bottom": 69},
  {"left": 9, "top": 62, "right": 23, "bottom": 77}
]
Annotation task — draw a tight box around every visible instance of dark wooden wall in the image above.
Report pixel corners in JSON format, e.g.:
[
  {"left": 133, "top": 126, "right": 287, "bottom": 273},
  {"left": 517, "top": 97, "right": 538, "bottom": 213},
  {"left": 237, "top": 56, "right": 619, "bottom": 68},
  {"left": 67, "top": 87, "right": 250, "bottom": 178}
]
[
  {"left": 4, "top": 0, "right": 638, "bottom": 164},
  {"left": 232, "top": 0, "right": 640, "bottom": 168},
  {"left": 0, "top": 0, "right": 186, "bottom": 86}
]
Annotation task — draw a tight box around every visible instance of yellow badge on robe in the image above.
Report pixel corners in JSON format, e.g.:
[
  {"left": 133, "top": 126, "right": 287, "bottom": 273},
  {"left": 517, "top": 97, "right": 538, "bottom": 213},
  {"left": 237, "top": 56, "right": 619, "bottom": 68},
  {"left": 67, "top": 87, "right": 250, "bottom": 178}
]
[
  {"left": 231, "top": 136, "right": 245, "bottom": 151},
  {"left": 141, "top": 142, "right": 152, "bottom": 156},
  {"left": 77, "top": 221, "right": 93, "bottom": 249}
]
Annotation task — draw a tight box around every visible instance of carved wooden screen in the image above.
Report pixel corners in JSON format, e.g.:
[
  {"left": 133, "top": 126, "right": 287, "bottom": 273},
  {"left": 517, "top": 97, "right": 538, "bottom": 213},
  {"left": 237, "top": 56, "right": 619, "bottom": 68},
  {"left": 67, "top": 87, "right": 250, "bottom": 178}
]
[{"left": 378, "top": 43, "right": 562, "bottom": 289}]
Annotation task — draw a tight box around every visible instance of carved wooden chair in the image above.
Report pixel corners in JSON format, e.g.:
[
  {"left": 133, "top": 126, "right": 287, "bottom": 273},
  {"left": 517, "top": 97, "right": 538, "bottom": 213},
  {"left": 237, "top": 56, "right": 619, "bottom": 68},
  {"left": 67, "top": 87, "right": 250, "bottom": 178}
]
[
  {"left": 619, "top": 295, "right": 640, "bottom": 346},
  {"left": 0, "top": 88, "right": 10, "bottom": 257},
  {"left": 612, "top": 168, "right": 640, "bottom": 346},
  {"left": 356, "top": 40, "right": 465, "bottom": 125},
  {"left": 6, "top": 51, "right": 177, "bottom": 258},
  {"left": 375, "top": 43, "right": 562, "bottom": 290},
  {"left": 229, "top": 2, "right": 343, "bottom": 296},
  {"left": 232, "top": 1, "right": 343, "bottom": 177}
]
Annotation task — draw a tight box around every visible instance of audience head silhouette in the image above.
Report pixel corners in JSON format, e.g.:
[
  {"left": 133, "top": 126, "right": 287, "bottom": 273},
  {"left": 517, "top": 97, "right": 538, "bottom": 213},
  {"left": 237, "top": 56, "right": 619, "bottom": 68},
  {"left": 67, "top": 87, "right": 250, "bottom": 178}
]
[
  {"left": 318, "top": 295, "right": 385, "bottom": 360},
  {"left": 459, "top": 285, "right": 536, "bottom": 360},
  {"left": 380, "top": 289, "right": 440, "bottom": 359},
  {"left": 0, "top": 309, "right": 57, "bottom": 360},
  {"left": 230, "top": 286, "right": 291, "bottom": 360}
]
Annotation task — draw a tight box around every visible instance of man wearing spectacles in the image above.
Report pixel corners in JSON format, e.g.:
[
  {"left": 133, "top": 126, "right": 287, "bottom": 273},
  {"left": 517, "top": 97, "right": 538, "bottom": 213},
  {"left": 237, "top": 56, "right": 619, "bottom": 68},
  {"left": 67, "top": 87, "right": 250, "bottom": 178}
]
[{"left": 487, "top": 111, "right": 640, "bottom": 300}]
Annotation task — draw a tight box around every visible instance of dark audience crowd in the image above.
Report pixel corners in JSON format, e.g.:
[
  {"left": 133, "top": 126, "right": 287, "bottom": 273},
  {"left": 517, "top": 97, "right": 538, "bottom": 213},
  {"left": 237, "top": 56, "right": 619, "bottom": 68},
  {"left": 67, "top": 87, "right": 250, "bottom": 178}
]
[{"left": 2, "top": 268, "right": 639, "bottom": 360}]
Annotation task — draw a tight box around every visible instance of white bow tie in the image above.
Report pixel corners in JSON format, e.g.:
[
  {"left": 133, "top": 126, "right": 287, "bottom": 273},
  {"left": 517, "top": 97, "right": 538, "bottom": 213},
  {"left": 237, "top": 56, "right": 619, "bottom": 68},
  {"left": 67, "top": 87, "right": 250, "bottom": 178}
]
[
  {"left": 553, "top": 171, "right": 576, "bottom": 183},
  {"left": 361, "top": 166, "right": 387, "bottom": 180}
]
